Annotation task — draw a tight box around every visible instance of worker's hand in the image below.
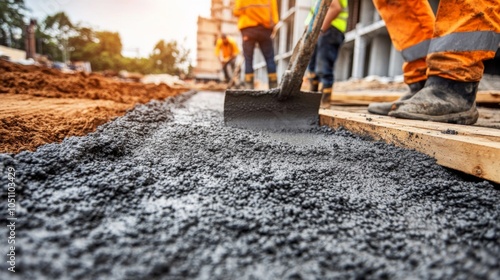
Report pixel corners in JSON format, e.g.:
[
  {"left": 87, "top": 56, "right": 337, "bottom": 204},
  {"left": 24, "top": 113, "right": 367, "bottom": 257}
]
[{"left": 271, "top": 21, "right": 283, "bottom": 39}]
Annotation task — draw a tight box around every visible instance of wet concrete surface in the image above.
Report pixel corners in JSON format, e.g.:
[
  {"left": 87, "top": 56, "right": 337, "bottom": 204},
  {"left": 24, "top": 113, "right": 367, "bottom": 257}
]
[{"left": 1, "top": 91, "right": 499, "bottom": 279}]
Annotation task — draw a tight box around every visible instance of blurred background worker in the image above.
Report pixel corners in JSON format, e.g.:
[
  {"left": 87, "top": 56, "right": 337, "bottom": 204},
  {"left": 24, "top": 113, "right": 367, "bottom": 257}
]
[
  {"left": 233, "top": 0, "right": 279, "bottom": 89},
  {"left": 214, "top": 34, "right": 240, "bottom": 83},
  {"left": 306, "top": 0, "right": 348, "bottom": 108},
  {"left": 368, "top": 0, "right": 500, "bottom": 125}
]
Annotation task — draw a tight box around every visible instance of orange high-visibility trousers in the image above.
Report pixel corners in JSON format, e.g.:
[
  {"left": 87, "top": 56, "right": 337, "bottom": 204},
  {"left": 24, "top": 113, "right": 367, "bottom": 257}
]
[{"left": 373, "top": 0, "right": 500, "bottom": 84}]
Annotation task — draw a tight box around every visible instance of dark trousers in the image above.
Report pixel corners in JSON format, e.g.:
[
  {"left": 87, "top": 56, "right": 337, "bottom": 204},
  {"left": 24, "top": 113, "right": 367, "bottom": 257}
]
[
  {"left": 241, "top": 25, "right": 277, "bottom": 74},
  {"left": 308, "top": 26, "right": 345, "bottom": 89},
  {"left": 222, "top": 57, "right": 236, "bottom": 82}
]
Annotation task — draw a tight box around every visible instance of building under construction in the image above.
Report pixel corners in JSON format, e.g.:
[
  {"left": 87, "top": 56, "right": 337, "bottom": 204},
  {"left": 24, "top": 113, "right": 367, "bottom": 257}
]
[{"left": 194, "top": 0, "right": 240, "bottom": 82}]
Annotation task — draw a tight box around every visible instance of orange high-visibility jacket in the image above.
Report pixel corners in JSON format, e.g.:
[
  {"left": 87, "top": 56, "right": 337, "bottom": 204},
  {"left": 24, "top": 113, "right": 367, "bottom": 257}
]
[
  {"left": 233, "top": 0, "right": 279, "bottom": 30},
  {"left": 214, "top": 37, "right": 240, "bottom": 61},
  {"left": 373, "top": 0, "right": 500, "bottom": 84}
]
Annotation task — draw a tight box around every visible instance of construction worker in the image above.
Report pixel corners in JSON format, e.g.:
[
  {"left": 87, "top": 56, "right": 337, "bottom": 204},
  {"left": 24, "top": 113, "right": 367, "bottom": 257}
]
[
  {"left": 214, "top": 34, "right": 240, "bottom": 83},
  {"left": 306, "top": 0, "right": 348, "bottom": 108},
  {"left": 368, "top": 0, "right": 500, "bottom": 125},
  {"left": 233, "top": 0, "right": 279, "bottom": 89}
]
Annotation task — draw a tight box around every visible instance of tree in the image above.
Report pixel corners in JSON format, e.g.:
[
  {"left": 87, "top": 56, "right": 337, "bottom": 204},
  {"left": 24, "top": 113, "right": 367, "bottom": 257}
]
[
  {"left": 35, "top": 27, "right": 60, "bottom": 61},
  {"left": 68, "top": 26, "right": 97, "bottom": 61},
  {"left": 86, "top": 31, "right": 124, "bottom": 71},
  {"left": 95, "top": 31, "right": 122, "bottom": 56},
  {"left": 120, "top": 56, "right": 154, "bottom": 74},
  {"left": 150, "top": 39, "right": 190, "bottom": 75},
  {"left": 42, "top": 12, "right": 75, "bottom": 62},
  {"left": 0, "top": 0, "right": 27, "bottom": 49}
]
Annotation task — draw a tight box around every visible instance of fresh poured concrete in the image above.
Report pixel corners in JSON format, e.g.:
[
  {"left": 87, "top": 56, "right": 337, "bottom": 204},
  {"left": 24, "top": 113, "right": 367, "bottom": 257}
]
[{"left": 1, "top": 91, "right": 498, "bottom": 279}]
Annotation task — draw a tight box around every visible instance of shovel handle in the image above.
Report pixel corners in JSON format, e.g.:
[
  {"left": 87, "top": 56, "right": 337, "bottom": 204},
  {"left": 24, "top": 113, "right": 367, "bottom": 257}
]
[{"left": 278, "top": 0, "right": 332, "bottom": 100}]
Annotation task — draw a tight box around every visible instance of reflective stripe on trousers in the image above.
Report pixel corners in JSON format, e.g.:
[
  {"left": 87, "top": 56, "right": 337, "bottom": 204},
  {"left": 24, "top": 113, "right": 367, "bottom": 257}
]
[{"left": 373, "top": 0, "right": 500, "bottom": 83}]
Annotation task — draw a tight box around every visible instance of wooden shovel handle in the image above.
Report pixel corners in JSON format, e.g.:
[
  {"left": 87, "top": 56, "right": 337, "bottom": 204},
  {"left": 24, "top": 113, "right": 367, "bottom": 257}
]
[{"left": 278, "top": 0, "right": 332, "bottom": 100}]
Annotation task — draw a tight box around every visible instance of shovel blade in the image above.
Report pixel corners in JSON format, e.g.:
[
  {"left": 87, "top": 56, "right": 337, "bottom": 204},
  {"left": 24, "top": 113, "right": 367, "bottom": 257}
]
[{"left": 223, "top": 89, "right": 322, "bottom": 130}]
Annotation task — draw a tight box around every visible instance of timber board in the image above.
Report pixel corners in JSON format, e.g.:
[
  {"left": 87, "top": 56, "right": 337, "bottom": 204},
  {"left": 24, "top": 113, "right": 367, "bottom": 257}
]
[
  {"left": 319, "top": 108, "right": 500, "bottom": 184},
  {"left": 331, "top": 90, "right": 500, "bottom": 105}
]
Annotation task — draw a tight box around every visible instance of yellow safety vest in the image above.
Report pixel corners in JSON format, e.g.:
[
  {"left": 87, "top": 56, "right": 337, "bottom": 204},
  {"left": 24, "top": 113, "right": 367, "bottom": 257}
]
[{"left": 305, "top": 0, "right": 348, "bottom": 33}]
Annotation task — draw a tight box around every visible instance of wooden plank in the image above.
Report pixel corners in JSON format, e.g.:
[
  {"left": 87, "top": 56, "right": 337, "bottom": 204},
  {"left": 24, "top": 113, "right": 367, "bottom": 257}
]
[
  {"left": 319, "top": 109, "right": 500, "bottom": 184},
  {"left": 331, "top": 91, "right": 401, "bottom": 105},
  {"left": 356, "top": 112, "right": 500, "bottom": 142},
  {"left": 328, "top": 105, "right": 500, "bottom": 131},
  {"left": 331, "top": 90, "right": 500, "bottom": 105},
  {"left": 477, "top": 90, "right": 500, "bottom": 103}
]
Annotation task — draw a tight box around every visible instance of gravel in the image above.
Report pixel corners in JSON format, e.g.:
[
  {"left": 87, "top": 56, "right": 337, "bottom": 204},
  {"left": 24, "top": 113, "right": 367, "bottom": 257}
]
[{"left": 1, "top": 91, "right": 499, "bottom": 279}]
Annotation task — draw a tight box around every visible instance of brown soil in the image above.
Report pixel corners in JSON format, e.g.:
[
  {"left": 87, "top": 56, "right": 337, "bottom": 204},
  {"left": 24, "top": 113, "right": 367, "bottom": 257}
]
[{"left": 0, "top": 59, "right": 187, "bottom": 154}]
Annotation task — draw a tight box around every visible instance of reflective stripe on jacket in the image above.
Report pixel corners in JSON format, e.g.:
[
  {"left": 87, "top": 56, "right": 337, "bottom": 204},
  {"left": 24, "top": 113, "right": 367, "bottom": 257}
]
[
  {"left": 305, "top": 0, "right": 349, "bottom": 33},
  {"left": 214, "top": 37, "right": 240, "bottom": 60},
  {"left": 234, "top": 0, "right": 279, "bottom": 30}
]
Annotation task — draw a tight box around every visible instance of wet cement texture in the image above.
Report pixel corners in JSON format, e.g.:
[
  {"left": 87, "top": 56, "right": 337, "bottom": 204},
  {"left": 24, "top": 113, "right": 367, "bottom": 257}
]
[{"left": 1, "top": 91, "right": 499, "bottom": 279}]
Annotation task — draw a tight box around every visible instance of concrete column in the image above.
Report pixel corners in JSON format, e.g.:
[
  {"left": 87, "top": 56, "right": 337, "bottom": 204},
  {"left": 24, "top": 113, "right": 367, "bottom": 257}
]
[
  {"left": 276, "top": 0, "right": 292, "bottom": 82},
  {"left": 368, "top": 35, "right": 391, "bottom": 77},
  {"left": 359, "top": 0, "right": 376, "bottom": 27},
  {"left": 335, "top": 46, "right": 353, "bottom": 81},
  {"left": 388, "top": 45, "right": 404, "bottom": 77},
  {"left": 294, "top": 0, "right": 310, "bottom": 45},
  {"left": 351, "top": 25, "right": 367, "bottom": 79}
]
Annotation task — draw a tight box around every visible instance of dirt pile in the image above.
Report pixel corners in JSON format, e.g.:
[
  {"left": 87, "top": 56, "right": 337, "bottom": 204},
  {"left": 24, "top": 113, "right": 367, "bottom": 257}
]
[{"left": 0, "top": 59, "right": 187, "bottom": 153}]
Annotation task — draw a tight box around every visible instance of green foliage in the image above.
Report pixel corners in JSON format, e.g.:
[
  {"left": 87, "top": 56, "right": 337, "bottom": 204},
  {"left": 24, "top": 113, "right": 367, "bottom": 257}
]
[
  {"left": 36, "top": 23, "right": 63, "bottom": 61},
  {"left": 89, "top": 51, "right": 122, "bottom": 72},
  {"left": 40, "top": 12, "right": 75, "bottom": 62},
  {"left": 0, "top": 0, "right": 27, "bottom": 49},
  {"left": 67, "top": 27, "right": 96, "bottom": 61},
  {"left": 68, "top": 29, "right": 126, "bottom": 72},
  {"left": 43, "top": 12, "right": 73, "bottom": 33},
  {"left": 2, "top": 5, "right": 193, "bottom": 76},
  {"left": 95, "top": 31, "right": 122, "bottom": 56},
  {"left": 120, "top": 56, "right": 154, "bottom": 74},
  {"left": 150, "top": 39, "right": 190, "bottom": 75}
]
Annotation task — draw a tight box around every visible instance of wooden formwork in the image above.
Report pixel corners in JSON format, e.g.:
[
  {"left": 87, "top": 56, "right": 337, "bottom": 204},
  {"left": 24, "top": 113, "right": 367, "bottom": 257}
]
[
  {"left": 319, "top": 108, "right": 500, "bottom": 184},
  {"left": 330, "top": 90, "right": 500, "bottom": 105}
]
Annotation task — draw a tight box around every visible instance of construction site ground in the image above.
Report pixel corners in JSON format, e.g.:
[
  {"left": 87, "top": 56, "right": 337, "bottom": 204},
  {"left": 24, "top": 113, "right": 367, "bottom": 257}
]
[
  {"left": 0, "top": 61, "right": 499, "bottom": 279},
  {"left": 0, "top": 60, "right": 187, "bottom": 154}
]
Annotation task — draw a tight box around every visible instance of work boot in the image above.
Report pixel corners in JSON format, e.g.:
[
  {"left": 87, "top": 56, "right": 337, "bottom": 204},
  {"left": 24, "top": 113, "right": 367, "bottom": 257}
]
[
  {"left": 244, "top": 73, "right": 254, "bottom": 89},
  {"left": 310, "top": 80, "right": 320, "bottom": 92},
  {"left": 367, "top": 80, "right": 426, "bottom": 115},
  {"left": 388, "top": 76, "right": 479, "bottom": 125},
  {"left": 320, "top": 87, "right": 332, "bottom": 109},
  {"left": 268, "top": 73, "right": 278, "bottom": 89},
  {"left": 308, "top": 73, "right": 320, "bottom": 92}
]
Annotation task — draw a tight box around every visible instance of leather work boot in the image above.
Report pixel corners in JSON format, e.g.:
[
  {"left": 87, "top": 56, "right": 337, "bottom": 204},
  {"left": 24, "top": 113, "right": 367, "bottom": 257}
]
[
  {"left": 268, "top": 73, "right": 278, "bottom": 89},
  {"left": 388, "top": 76, "right": 479, "bottom": 125},
  {"left": 367, "top": 80, "right": 426, "bottom": 115},
  {"left": 308, "top": 73, "right": 320, "bottom": 92},
  {"left": 310, "top": 80, "right": 320, "bottom": 92},
  {"left": 244, "top": 73, "right": 254, "bottom": 89},
  {"left": 320, "top": 87, "right": 332, "bottom": 109}
]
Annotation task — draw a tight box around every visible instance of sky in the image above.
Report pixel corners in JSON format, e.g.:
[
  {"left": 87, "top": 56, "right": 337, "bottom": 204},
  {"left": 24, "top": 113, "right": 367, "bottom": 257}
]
[{"left": 24, "top": 0, "right": 212, "bottom": 64}]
